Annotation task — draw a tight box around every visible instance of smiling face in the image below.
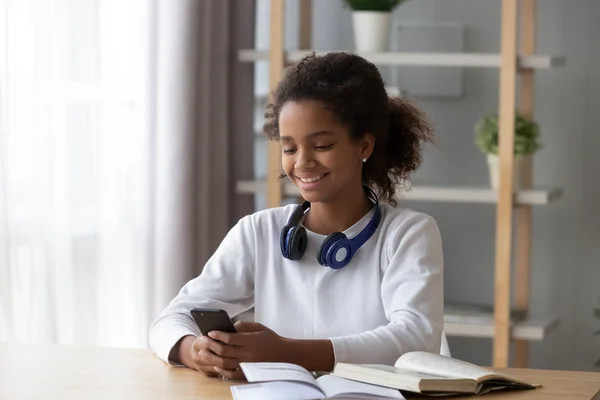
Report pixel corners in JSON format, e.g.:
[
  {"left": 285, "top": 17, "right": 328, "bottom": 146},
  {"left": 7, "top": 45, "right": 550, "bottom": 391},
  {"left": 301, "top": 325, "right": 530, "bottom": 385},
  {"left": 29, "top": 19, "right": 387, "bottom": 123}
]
[{"left": 279, "top": 100, "right": 373, "bottom": 204}]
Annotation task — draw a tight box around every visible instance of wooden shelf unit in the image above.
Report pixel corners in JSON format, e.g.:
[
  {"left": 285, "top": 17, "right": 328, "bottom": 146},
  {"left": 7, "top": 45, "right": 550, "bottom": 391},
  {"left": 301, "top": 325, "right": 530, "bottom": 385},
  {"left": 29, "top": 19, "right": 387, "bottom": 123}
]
[
  {"left": 239, "top": 49, "right": 565, "bottom": 69},
  {"left": 236, "top": 180, "right": 563, "bottom": 206},
  {"left": 238, "top": 0, "right": 565, "bottom": 368},
  {"left": 444, "top": 316, "right": 559, "bottom": 341}
]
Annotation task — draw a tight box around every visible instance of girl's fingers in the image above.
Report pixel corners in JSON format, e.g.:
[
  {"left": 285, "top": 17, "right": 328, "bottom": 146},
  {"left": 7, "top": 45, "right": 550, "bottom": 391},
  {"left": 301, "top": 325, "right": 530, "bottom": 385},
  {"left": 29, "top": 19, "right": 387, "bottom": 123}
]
[
  {"left": 214, "top": 366, "right": 245, "bottom": 381},
  {"left": 197, "top": 365, "right": 219, "bottom": 377},
  {"left": 196, "top": 349, "right": 240, "bottom": 370}
]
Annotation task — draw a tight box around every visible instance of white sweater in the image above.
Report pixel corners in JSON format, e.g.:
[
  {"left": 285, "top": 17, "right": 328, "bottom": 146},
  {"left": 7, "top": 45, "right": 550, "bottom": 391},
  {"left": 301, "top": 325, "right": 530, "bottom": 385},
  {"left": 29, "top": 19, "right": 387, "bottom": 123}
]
[{"left": 149, "top": 203, "right": 444, "bottom": 366}]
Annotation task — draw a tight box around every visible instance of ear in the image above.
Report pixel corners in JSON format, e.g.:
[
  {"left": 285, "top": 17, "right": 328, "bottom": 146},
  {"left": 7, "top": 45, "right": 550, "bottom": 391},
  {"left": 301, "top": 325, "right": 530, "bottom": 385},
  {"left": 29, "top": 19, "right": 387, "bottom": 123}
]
[{"left": 359, "top": 133, "right": 375, "bottom": 161}]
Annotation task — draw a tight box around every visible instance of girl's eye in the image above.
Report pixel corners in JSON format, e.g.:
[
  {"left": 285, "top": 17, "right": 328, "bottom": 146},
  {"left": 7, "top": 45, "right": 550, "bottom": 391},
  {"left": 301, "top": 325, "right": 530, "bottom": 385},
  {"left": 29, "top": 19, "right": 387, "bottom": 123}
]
[
  {"left": 283, "top": 148, "right": 296, "bottom": 154},
  {"left": 315, "top": 144, "right": 333, "bottom": 151}
]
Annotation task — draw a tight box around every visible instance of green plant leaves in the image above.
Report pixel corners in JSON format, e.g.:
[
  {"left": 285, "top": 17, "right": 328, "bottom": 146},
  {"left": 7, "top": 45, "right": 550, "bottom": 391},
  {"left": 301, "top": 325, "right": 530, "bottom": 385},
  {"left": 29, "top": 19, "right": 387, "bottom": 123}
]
[
  {"left": 474, "top": 112, "right": 541, "bottom": 156},
  {"left": 342, "top": 0, "right": 406, "bottom": 11}
]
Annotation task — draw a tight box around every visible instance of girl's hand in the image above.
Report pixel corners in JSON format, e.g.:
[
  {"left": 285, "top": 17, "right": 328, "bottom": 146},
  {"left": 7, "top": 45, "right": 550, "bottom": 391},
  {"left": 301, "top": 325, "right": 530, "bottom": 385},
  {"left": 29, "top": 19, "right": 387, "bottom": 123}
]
[
  {"left": 181, "top": 335, "right": 243, "bottom": 379},
  {"left": 206, "top": 321, "right": 290, "bottom": 379}
]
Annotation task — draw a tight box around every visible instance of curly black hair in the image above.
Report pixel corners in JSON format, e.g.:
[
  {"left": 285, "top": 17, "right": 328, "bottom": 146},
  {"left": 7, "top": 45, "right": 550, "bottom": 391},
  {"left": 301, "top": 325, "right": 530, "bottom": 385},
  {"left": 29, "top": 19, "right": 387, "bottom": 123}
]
[{"left": 263, "top": 52, "right": 434, "bottom": 206}]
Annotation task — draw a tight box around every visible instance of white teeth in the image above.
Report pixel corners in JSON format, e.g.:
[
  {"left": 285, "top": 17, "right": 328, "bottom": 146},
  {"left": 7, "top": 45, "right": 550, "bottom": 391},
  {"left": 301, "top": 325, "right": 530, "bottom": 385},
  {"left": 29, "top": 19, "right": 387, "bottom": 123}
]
[{"left": 299, "top": 174, "right": 325, "bottom": 183}]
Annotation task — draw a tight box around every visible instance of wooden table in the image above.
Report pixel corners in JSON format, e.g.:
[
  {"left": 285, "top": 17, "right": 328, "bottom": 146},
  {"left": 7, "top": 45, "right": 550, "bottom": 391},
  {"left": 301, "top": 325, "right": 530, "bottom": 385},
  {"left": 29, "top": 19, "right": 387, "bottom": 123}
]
[{"left": 1, "top": 343, "right": 599, "bottom": 399}]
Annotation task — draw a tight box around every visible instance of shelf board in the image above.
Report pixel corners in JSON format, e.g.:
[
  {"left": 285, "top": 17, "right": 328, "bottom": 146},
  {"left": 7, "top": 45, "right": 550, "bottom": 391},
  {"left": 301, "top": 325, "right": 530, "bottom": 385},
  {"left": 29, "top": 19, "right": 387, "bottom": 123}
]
[
  {"left": 239, "top": 50, "right": 566, "bottom": 69},
  {"left": 253, "top": 85, "right": 402, "bottom": 103},
  {"left": 236, "top": 180, "right": 563, "bottom": 206},
  {"left": 399, "top": 185, "right": 563, "bottom": 205},
  {"left": 444, "top": 315, "right": 559, "bottom": 341}
]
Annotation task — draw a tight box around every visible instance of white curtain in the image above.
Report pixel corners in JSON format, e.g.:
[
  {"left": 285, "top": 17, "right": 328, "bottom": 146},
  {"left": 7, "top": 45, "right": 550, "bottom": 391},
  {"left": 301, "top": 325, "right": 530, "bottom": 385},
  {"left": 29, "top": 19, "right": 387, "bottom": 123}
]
[{"left": 0, "top": 0, "right": 154, "bottom": 348}]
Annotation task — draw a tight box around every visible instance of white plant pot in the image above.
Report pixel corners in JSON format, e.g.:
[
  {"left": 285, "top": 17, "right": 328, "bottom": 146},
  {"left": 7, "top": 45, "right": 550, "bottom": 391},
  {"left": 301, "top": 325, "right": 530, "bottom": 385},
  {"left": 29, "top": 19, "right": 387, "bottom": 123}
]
[
  {"left": 486, "top": 154, "right": 531, "bottom": 191},
  {"left": 351, "top": 11, "right": 391, "bottom": 52}
]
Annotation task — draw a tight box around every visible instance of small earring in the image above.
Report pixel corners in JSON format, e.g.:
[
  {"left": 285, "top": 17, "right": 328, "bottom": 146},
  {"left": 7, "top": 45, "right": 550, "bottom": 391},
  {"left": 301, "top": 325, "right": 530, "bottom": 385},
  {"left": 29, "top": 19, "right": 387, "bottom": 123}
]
[{"left": 362, "top": 158, "right": 367, "bottom": 163}]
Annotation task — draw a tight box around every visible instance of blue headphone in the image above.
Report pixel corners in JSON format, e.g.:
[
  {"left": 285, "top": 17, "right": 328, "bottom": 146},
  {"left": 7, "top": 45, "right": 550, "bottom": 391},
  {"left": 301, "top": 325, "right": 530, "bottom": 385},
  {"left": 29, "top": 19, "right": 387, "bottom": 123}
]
[{"left": 280, "top": 186, "right": 382, "bottom": 270}]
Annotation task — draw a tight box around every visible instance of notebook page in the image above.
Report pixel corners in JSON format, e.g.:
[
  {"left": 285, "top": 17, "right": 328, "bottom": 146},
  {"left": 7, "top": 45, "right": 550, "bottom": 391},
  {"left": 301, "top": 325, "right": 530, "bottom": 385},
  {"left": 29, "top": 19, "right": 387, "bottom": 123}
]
[
  {"left": 317, "top": 375, "right": 405, "bottom": 399},
  {"left": 239, "top": 362, "right": 317, "bottom": 386},
  {"left": 231, "top": 381, "right": 323, "bottom": 400}
]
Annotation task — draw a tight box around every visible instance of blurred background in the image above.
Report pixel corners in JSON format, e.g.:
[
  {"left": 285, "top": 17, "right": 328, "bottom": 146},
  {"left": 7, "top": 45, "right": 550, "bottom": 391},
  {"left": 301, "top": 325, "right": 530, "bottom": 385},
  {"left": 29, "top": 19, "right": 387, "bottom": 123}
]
[{"left": 0, "top": 0, "right": 598, "bottom": 372}]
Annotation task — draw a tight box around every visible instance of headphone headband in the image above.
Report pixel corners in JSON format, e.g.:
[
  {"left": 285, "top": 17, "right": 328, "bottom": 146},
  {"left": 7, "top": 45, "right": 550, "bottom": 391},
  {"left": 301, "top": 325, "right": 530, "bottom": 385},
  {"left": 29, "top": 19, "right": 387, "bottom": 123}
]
[{"left": 280, "top": 186, "right": 381, "bottom": 269}]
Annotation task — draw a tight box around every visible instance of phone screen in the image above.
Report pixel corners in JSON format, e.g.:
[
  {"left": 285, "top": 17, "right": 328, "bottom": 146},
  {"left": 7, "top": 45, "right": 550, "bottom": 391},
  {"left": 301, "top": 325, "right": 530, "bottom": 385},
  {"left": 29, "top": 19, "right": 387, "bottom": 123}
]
[{"left": 191, "top": 308, "right": 237, "bottom": 336}]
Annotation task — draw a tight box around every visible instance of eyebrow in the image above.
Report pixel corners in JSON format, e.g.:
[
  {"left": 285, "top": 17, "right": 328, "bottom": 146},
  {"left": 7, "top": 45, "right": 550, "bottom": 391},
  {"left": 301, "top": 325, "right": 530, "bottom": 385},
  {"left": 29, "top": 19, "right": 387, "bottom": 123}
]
[{"left": 280, "top": 130, "right": 335, "bottom": 141}]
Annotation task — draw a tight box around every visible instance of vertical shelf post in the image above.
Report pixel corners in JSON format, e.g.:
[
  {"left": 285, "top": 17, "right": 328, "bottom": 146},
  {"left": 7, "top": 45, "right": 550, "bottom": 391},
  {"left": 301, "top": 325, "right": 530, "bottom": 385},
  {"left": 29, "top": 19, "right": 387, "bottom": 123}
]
[
  {"left": 493, "top": 0, "right": 518, "bottom": 368},
  {"left": 295, "top": 0, "right": 312, "bottom": 204},
  {"left": 514, "top": 0, "right": 537, "bottom": 368},
  {"left": 267, "top": 0, "right": 285, "bottom": 208},
  {"left": 299, "top": 0, "right": 312, "bottom": 50}
]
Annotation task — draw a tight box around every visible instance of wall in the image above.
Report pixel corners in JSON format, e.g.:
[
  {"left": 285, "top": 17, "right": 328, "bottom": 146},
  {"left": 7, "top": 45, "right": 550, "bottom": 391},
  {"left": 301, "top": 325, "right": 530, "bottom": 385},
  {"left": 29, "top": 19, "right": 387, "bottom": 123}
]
[{"left": 253, "top": 0, "right": 600, "bottom": 371}]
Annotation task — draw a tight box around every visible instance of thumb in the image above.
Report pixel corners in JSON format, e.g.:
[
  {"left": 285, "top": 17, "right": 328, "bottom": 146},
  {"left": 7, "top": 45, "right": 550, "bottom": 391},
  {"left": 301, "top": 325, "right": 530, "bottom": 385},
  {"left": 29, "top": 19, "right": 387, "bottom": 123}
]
[{"left": 234, "top": 321, "right": 268, "bottom": 333}]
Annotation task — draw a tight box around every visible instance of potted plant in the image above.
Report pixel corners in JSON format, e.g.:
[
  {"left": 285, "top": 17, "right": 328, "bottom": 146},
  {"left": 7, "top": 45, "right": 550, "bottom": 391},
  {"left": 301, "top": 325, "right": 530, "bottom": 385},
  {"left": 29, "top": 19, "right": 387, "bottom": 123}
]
[
  {"left": 474, "top": 112, "right": 541, "bottom": 190},
  {"left": 342, "top": 0, "right": 407, "bottom": 51}
]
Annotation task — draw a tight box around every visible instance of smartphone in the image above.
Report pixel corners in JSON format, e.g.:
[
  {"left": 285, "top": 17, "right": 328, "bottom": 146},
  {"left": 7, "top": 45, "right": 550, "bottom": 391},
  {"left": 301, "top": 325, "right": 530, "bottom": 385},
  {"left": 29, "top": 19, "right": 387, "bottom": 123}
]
[{"left": 190, "top": 308, "right": 237, "bottom": 336}]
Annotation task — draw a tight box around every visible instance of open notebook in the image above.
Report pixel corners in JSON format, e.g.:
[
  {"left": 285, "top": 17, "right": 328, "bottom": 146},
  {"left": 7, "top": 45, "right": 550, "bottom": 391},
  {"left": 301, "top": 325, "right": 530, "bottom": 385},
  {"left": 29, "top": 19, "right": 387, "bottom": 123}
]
[
  {"left": 332, "top": 351, "right": 540, "bottom": 396},
  {"left": 230, "top": 362, "right": 404, "bottom": 400}
]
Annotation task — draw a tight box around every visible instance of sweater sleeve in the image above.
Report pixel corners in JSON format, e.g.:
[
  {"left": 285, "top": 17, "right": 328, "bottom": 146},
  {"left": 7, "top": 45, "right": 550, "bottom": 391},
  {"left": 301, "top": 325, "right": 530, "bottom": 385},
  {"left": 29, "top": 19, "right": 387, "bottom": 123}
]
[
  {"left": 328, "top": 214, "right": 444, "bottom": 366},
  {"left": 149, "top": 215, "right": 256, "bottom": 365}
]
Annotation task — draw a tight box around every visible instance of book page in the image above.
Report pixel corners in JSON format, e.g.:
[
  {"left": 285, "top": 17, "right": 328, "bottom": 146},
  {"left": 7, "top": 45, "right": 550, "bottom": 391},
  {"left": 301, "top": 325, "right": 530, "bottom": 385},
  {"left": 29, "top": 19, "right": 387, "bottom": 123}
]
[
  {"left": 231, "top": 381, "right": 324, "bottom": 400},
  {"left": 316, "top": 375, "right": 405, "bottom": 399},
  {"left": 394, "top": 352, "right": 505, "bottom": 381},
  {"left": 239, "top": 362, "right": 317, "bottom": 387},
  {"left": 364, "top": 364, "right": 463, "bottom": 380},
  {"left": 332, "top": 363, "right": 463, "bottom": 394}
]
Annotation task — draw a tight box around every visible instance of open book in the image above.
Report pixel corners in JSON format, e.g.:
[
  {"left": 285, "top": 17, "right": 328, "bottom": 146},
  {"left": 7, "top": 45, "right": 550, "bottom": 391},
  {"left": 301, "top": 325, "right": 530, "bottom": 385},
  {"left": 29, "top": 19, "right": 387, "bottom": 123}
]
[
  {"left": 230, "top": 362, "right": 404, "bottom": 400},
  {"left": 332, "top": 351, "right": 540, "bottom": 396}
]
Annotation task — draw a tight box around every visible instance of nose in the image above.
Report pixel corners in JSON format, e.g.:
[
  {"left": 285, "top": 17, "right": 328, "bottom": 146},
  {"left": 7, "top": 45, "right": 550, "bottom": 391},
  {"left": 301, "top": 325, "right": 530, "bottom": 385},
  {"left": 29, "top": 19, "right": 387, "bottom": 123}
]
[{"left": 295, "top": 149, "right": 316, "bottom": 170}]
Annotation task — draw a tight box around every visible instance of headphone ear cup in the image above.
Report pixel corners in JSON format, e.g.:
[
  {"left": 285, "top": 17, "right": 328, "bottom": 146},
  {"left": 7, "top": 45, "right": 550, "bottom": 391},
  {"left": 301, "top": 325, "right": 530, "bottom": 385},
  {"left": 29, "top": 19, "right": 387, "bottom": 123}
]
[
  {"left": 287, "top": 225, "right": 307, "bottom": 260},
  {"left": 280, "top": 226, "right": 290, "bottom": 258},
  {"left": 317, "top": 232, "right": 346, "bottom": 266}
]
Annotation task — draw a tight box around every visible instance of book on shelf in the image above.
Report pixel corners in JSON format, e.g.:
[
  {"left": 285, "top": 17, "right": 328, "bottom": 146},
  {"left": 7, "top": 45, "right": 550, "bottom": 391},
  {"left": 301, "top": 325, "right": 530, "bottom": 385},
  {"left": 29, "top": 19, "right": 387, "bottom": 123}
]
[
  {"left": 332, "top": 351, "right": 540, "bottom": 396},
  {"left": 231, "top": 362, "right": 404, "bottom": 400}
]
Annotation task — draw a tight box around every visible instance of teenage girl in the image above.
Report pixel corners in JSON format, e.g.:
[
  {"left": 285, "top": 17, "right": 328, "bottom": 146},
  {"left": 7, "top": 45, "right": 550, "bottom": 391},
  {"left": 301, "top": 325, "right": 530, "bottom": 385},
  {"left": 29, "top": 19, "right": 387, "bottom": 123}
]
[{"left": 149, "top": 52, "right": 444, "bottom": 380}]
